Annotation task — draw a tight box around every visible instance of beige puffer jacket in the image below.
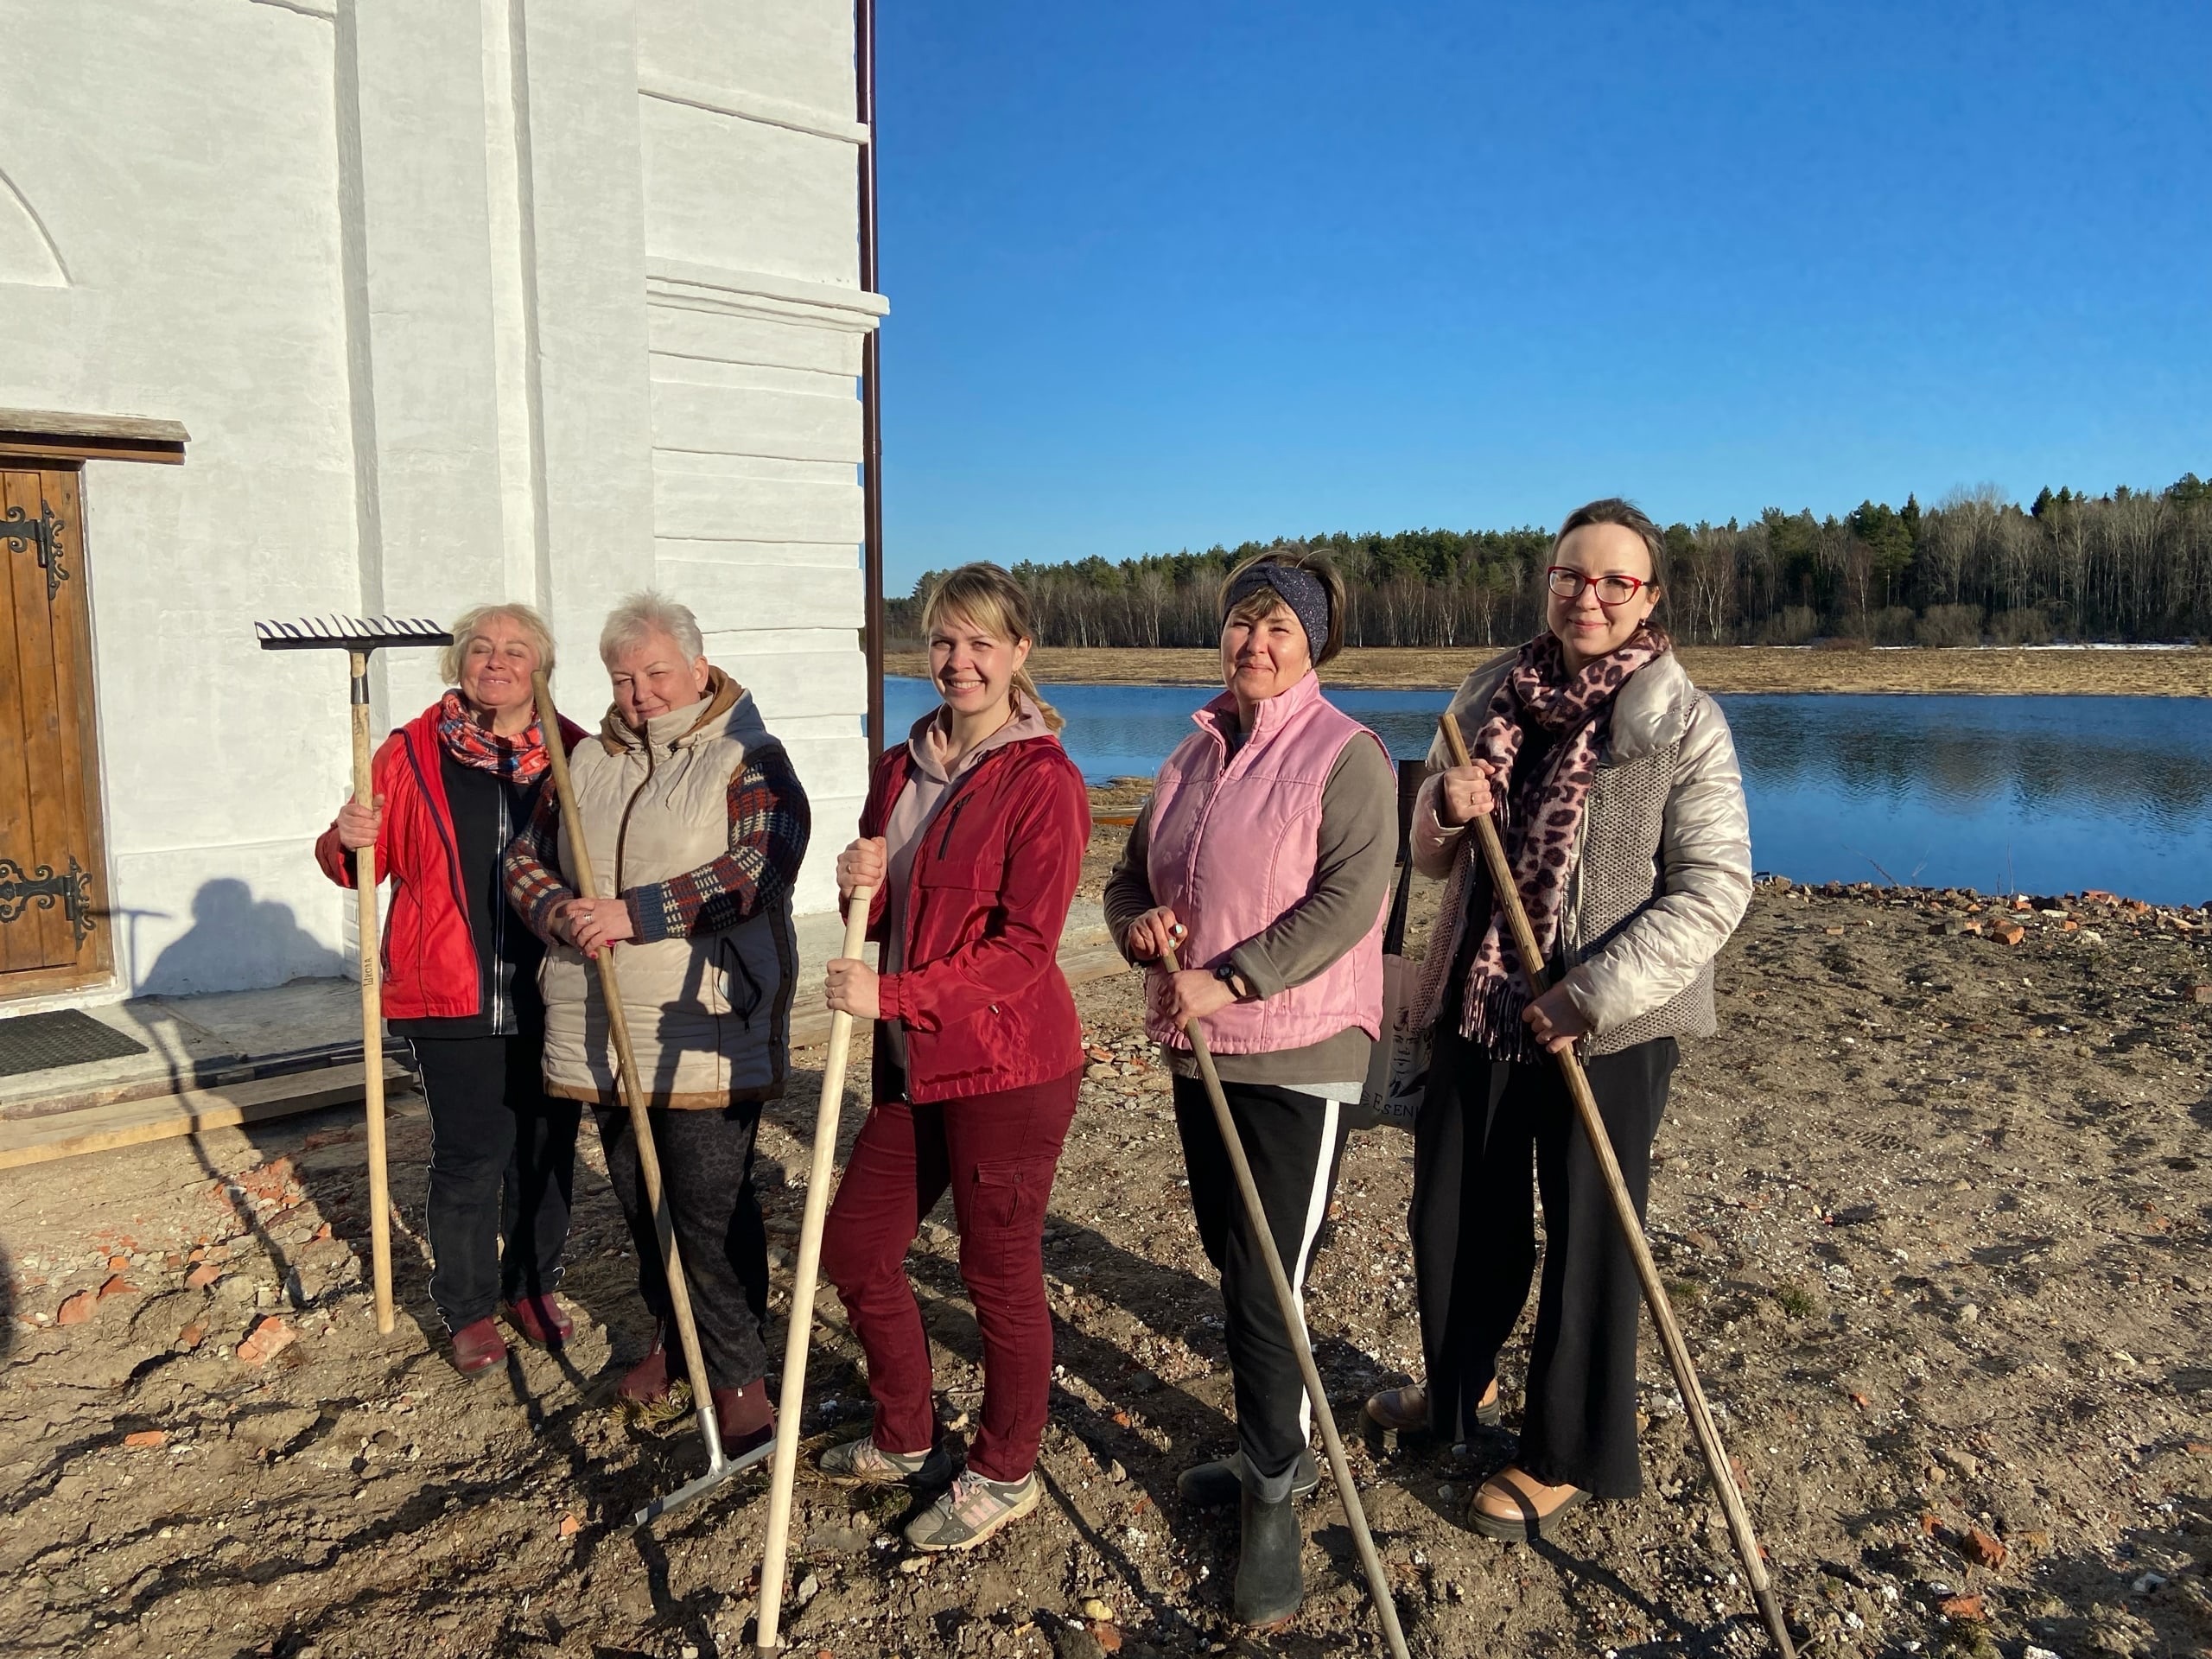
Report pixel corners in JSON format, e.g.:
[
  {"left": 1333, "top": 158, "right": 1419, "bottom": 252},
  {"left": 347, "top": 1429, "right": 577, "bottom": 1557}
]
[
  {"left": 539, "top": 673, "right": 797, "bottom": 1108},
  {"left": 1411, "top": 650, "right": 1751, "bottom": 1055}
]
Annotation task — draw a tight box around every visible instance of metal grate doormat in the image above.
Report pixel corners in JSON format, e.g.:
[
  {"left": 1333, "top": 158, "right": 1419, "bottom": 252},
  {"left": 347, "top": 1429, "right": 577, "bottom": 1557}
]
[{"left": 0, "top": 1009, "right": 150, "bottom": 1078}]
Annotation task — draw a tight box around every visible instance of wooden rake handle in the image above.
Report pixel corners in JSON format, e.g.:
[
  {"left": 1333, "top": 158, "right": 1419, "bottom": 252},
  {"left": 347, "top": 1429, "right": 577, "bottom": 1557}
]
[
  {"left": 1439, "top": 711, "right": 1796, "bottom": 1658},
  {"left": 754, "top": 887, "right": 873, "bottom": 1652},
  {"left": 1161, "top": 942, "right": 1413, "bottom": 1659},
  {"left": 534, "top": 673, "right": 725, "bottom": 1470}
]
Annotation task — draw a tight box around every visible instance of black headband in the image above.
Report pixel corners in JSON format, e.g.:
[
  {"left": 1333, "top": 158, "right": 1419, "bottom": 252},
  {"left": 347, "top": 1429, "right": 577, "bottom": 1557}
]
[{"left": 1223, "top": 563, "right": 1331, "bottom": 654}]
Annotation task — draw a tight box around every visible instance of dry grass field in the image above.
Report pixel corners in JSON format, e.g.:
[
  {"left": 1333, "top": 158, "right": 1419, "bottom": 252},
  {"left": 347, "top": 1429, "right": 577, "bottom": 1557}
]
[{"left": 885, "top": 646, "right": 2212, "bottom": 698}]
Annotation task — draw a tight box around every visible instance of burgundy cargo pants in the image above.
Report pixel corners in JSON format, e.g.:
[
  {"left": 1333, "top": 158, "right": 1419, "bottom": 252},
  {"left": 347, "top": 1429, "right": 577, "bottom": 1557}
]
[{"left": 819, "top": 1066, "right": 1080, "bottom": 1483}]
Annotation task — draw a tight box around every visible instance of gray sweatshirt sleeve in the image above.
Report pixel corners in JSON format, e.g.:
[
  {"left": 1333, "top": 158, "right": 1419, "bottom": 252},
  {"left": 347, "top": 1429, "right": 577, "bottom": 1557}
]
[
  {"left": 1103, "top": 799, "right": 1159, "bottom": 962},
  {"left": 1228, "top": 736, "right": 1397, "bottom": 999}
]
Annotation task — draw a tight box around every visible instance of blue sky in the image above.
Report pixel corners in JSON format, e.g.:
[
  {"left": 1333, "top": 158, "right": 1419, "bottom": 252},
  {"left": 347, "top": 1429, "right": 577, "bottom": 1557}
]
[{"left": 874, "top": 1, "right": 2210, "bottom": 590}]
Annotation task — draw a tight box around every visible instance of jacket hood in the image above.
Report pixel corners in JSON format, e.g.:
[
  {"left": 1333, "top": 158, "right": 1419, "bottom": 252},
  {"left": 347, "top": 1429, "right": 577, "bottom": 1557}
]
[
  {"left": 1454, "top": 647, "right": 1693, "bottom": 763},
  {"left": 597, "top": 666, "right": 759, "bottom": 755},
  {"left": 904, "top": 691, "right": 1057, "bottom": 784}
]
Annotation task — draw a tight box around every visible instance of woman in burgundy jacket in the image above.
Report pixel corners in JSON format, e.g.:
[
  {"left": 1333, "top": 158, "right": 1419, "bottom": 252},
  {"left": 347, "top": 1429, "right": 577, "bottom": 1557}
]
[
  {"left": 316, "top": 603, "right": 587, "bottom": 1376},
  {"left": 817, "top": 563, "right": 1090, "bottom": 1554}
]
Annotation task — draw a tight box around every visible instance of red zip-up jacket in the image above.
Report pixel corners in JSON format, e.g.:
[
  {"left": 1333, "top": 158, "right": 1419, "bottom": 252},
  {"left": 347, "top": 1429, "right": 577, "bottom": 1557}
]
[
  {"left": 853, "top": 733, "right": 1090, "bottom": 1104},
  {"left": 315, "top": 703, "right": 587, "bottom": 1020}
]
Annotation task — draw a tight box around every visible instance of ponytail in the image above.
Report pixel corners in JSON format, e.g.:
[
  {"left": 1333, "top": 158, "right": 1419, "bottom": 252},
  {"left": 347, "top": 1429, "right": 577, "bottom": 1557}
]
[{"left": 1013, "top": 667, "right": 1065, "bottom": 733}]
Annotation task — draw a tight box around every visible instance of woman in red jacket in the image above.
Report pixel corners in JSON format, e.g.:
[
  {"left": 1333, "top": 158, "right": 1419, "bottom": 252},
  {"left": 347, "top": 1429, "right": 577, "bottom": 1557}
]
[
  {"left": 818, "top": 563, "right": 1090, "bottom": 1553},
  {"left": 316, "top": 603, "right": 587, "bottom": 1376}
]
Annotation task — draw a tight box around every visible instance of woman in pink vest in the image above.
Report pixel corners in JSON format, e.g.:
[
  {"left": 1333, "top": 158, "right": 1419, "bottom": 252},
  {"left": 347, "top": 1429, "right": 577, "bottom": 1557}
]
[
  {"left": 1363, "top": 499, "right": 1751, "bottom": 1541},
  {"left": 1104, "top": 549, "right": 1395, "bottom": 1630},
  {"left": 817, "top": 563, "right": 1090, "bottom": 1554}
]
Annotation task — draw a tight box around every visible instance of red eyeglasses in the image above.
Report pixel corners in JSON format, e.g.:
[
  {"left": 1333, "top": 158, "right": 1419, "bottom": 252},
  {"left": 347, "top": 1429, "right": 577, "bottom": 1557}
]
[{"left": 1546, "top": 566, "right": 1651, "bottom": 607}]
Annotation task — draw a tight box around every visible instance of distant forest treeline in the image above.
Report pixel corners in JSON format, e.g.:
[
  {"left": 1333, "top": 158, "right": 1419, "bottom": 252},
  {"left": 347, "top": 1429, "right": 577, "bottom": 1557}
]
[{"left": 889, "top": 474, "right": 2212, "bottom": 649}]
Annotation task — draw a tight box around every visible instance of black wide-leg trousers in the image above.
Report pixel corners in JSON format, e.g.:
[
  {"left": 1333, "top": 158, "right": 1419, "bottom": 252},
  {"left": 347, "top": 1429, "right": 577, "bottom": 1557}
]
[{"left": 1410, "top": 1025, "right": 1676, "bottom": 1498}]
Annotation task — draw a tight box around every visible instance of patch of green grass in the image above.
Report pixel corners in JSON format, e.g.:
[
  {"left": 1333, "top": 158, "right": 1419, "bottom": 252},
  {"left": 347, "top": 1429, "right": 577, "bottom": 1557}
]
[
  {"left": 1775, "top": 1283, "right": 1821, "bottom": 1319},
  {"left": 1664, "top": 1276, "right": 1707, "bottom": 1306}
]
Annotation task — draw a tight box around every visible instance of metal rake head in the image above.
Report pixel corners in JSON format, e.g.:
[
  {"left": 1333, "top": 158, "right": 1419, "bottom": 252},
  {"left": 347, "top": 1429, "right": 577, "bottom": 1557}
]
[{"left": 254, "top": 615, "right": 453, "bottom": 652}]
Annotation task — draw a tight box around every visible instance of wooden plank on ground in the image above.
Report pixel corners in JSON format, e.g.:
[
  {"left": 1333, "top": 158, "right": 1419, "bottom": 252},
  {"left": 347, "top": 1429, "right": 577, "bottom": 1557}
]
[{"left": 0, "top": 1060, "right": 415, "bottom": 1169}]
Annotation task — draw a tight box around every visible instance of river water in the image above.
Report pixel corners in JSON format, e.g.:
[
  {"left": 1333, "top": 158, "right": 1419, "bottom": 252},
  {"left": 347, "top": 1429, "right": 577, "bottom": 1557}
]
[{"left": 883, "top": 678, "right": 2212, "bottom": 906}]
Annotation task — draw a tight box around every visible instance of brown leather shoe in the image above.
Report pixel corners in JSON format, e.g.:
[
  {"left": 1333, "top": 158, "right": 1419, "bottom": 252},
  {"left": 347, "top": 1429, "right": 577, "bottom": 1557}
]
[
  {"left": 1363, "top": 1380, "right": 1502, "bottom": 1433},
  {"left": 449, "top": 1316, "right": 507, "bottom": 1377},
  {"left": 1467, "top": 1465, "right": 1588, "bottom": 1541},
  {"left": 712, "top": 1377, "right": 775, "bottom": 1458}
]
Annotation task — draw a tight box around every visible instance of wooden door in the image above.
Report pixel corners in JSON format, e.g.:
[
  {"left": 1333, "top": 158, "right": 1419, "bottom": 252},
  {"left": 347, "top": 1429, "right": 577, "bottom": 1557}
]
[{"left": 0, "top": 464, "right": 111, "bottom": 996}]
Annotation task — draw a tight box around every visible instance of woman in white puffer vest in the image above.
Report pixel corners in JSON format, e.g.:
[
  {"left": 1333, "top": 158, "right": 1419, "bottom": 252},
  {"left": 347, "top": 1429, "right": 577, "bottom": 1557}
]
[
  {"left": 1363, "top": 499, "right": 1751, "bottom": 1543},
  {"left": 503, "top": 593, "right": 810, "bottom": 1456}
]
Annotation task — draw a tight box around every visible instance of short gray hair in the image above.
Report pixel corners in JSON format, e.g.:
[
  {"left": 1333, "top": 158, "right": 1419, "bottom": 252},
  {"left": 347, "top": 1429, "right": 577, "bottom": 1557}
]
[
  {"left": 440, "top": 602, "right": 556, "bottom": 684},
  {"left": 599, "top": 591, "right": 705, "bottom": 665}
]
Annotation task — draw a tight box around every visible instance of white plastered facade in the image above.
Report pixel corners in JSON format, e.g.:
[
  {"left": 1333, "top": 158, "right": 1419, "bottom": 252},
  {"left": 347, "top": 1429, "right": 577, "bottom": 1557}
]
[{"left": 0, "top": 0, "right": 880, "bottom": 999}]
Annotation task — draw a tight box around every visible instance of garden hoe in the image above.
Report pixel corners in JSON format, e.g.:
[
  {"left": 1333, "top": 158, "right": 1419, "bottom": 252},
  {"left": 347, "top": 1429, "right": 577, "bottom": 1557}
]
[
  {"left": 531, "top": 673, "right": 775, "bottom": 1526},
  {"left": 256, "top": 614, "right": 453, "bottom": 1336},
  {"left": 753, "top": 885, "right": 872, "bottom": 1652},
  {"left": 1440, "top": 709, "right": 1797, "bottom": 1659}
]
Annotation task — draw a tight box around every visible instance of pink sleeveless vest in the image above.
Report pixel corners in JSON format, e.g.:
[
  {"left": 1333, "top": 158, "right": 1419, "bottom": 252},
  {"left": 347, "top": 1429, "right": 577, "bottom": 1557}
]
[{"left": 1144, "top": 671, "right": 1388, "bottom": 1056}]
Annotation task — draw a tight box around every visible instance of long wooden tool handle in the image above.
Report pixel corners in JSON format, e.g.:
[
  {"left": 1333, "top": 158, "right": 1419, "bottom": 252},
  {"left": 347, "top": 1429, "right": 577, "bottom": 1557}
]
[
  {"left": 1161, "top": 943, "right": 1412, "bottom": 1659},
  {"left": 1439, "top": 712, "right": 1796, "bottom": 1659},
  {"left": 349, "top": 650, "right": 395, "bottom": 1337},
  {"left": 534, "top": 674, "right": 722, "bottom": 1466},
  {"left": 755, "top": 887, "right": 874, "bottom": 1653}
]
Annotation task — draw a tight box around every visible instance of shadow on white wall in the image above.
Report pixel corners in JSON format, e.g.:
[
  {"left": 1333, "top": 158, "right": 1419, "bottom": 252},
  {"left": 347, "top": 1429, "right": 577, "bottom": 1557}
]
[{"left": 140, "top": 879, "right": 345, "bottom": 996}]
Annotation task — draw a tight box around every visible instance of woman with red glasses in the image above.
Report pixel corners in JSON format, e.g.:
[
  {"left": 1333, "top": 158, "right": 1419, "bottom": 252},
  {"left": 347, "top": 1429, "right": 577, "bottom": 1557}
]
[{"left": 1363, "top": 498, "right": 1751, "bottom": 1541}]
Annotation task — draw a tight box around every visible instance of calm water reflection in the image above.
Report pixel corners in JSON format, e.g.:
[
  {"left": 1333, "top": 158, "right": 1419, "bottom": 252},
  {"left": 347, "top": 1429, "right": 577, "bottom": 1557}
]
[{"left": 884, "top": 678, "right": 2212, "bottom": 906}]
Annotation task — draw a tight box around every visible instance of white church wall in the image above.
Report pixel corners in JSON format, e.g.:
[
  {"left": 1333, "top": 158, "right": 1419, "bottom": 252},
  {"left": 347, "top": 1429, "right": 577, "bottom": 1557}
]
[
  {"left": 0, "top": 0, "right": 362, "bottom": 995},
  {"left": 0, "top": 0, "right": 879, "bottom": 997},
  {"left": 636, "top": 0, "right": 881, "bottom": 915}
]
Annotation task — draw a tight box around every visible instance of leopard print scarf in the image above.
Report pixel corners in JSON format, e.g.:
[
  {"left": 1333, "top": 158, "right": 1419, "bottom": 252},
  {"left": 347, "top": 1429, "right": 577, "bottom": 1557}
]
[{"left": 1458, "top": 625, "right": 1670, "bottom": 1060}]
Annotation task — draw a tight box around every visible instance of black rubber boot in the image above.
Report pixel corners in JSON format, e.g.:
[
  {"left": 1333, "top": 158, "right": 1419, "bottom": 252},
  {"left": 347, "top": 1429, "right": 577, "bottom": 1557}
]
[
  {"left": 1234, "top": 1484, "right": 1305, "bottom": 1628},
  {"left": 1177, "top": 1448, "right": 1320, "bottom": 1509}
]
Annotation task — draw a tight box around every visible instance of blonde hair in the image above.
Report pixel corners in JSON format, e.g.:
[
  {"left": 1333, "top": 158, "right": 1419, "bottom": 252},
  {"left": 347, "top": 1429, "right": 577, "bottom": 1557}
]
[
  {"left": 600, "top": 591, "right": 705, "bottom": 664},
  {"left": 441, "top": 602, "right": 556, "bottom": 685},
  {"left": 919, "top": 563, "right": 1064, "bottom": 733}
]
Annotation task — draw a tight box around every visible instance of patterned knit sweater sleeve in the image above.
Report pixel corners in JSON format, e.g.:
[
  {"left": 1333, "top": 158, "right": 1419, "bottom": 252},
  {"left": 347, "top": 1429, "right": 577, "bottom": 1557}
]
[
  {"left": 621, "top": 746, "right": 814, "bottom": 942},
  {"left": 502, "top": 781, "right": 575, "bottom": 943}
]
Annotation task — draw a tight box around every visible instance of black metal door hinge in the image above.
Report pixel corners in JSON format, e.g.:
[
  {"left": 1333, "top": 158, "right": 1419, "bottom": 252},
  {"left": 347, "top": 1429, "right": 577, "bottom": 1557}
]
[
  {"left": 0, "top": 855, "right": 96, "bottom": 950},
  {"left": 0, "top": 502, "right": 67, "bottom": 602}
]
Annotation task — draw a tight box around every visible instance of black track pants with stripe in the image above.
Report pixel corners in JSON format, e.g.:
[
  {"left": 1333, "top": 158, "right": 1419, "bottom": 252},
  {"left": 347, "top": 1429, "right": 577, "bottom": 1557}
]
[{"left": 1173, "top": 1076, "right": 1349, "bottom": 1485}]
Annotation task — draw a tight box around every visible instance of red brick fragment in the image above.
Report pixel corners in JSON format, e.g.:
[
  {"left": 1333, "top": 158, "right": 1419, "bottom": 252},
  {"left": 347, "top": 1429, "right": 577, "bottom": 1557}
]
[
  {"left": 1961, "top": 1528, "right": 2007, "bottom": 1569},
  {"left": 176, "top": 1321, "right": 207, "bottom": 1351},
  {"left": 123, "top": 1429, "right": 167, "bottom": 1449},
  {"left": 236, "top": 1315, "right": 296, "bottom": 1366},
  {"left": 1940, "top": 1594, "right": 1985, "bottom": 1620},
  {"left": 99, "top": 1274, "right": 137, "bottom": 1300},
  {"left": 55, "top": 1291, "right": 99, "bottom": 1325},
  {"left": 186, "top": 1264, "right": 221, "bottom": 1291}
]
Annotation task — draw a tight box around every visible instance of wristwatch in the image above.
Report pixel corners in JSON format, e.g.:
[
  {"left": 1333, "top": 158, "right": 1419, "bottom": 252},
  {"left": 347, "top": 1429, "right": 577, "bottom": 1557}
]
[{"left": 1213, "top": 961, "right": 1250, "bottom": 1001}]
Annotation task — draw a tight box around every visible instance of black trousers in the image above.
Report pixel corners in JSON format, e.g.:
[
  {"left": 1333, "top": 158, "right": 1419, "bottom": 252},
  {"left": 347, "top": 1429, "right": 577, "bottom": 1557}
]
[
  {"left": 408, "top": 1033, "right": 580, "bottom": 1333},
  {"left": 1173, "top": 1076, "right": 1349, "bottom": 1488},
  {"left": 1410, "top": 1026, "right": 1676, "bottom": 1498},
  {"left": 594, "top": 1101, "right": 772, "bottom": 1392}
]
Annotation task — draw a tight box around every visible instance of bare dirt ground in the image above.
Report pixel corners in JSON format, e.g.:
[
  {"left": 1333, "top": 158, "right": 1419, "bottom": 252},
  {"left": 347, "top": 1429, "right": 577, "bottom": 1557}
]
[
  {"left": 5, "top": 834, "right": 2209, "bottom": 1659},
  {"left": 886, "top": 646, "right": 2212, "bottom": 698}
]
